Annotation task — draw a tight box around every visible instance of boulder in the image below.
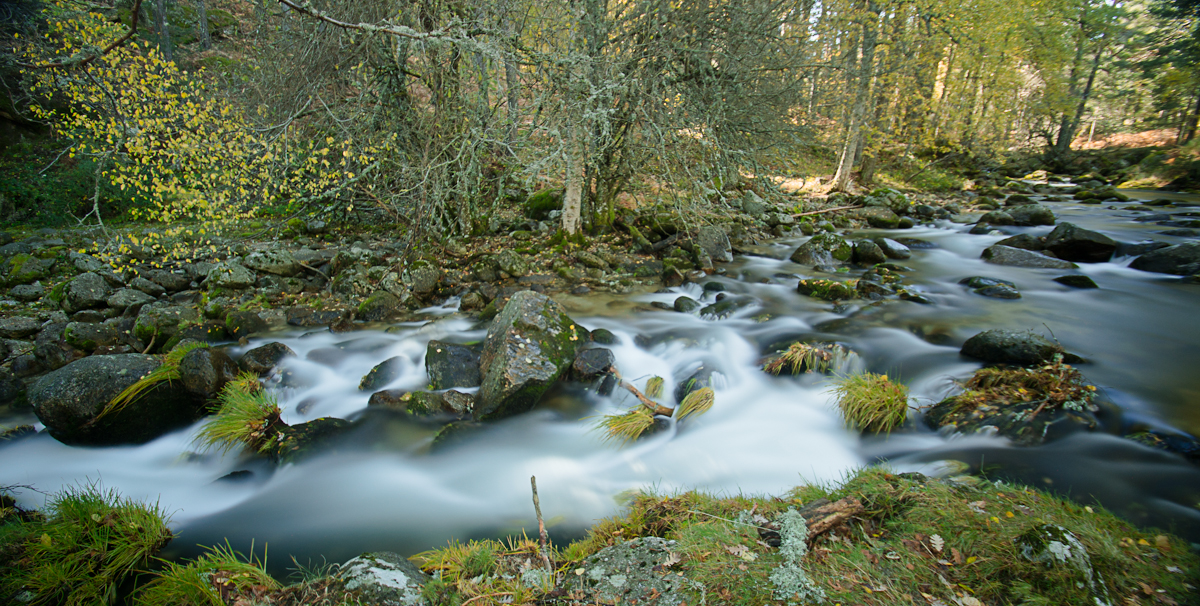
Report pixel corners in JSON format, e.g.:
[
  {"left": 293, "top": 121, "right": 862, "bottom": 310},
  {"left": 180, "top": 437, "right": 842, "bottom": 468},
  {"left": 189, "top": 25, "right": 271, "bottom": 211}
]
[
  {"left": 0, "top": 316, "right": 41, "bottom": 339},
  {"left": 62, "top": 272, "right": 112, "bottom": 314},
  {"left": 699, "top": 295, "right": 756, "bottom": 319},
  {"left": 960, "top": 329, "right": 1064, "bottom": 366},
  {"left": 360, "top": 356, "right": 407, "bottom": 391},
  {"left": 178, "top": 347, "right": 239, "bottom": 399},
  {"left": 739, "top": 191, "right": 767, "bottom": 217},
  {"left": 977, "top": 210, "right": 1015, "bottom": 226},
  {"left": 874, "top": 238, "right": 911, "bottom": 260},
  {"left": 272, "top": 417, "right": 353, "bottom": 464},
  {"left": 106, "top": 288, "right": 156, "bottom": 312},
  {"left": 239, "top": 342, "right": 296, "bottom": 375},
  {"left": 9, "top": 283, "right": 44, "bottom": 302},
  {"left": 524, "top": 188, "right": 564, "bottom": 220},
  {"left": 130, "top": 276, "right": 167, "bottom": 297},
  {"left": 243, "top": 249, "right": 301, "bottom": 277},
  {"left": 34, "top": 322, "right": 81, "bottom": 371},
  {"left": 205, "top": 262, "right": 256, "bottom": 290},
  {"left": 1008, "top": 204, "right": 1056, "bottom": 226},
  {"left": 225, "top": 311, "right": 268, "bottom": 339},
  {"left": 981, "top": 245, "right": 1077, "bottom": 269},
  {"left": 857, "top": 207, "right": 901, "bottom": 228},
  {"left": 63, "top": 322, "right": 118, "bottom": 352},
  {"left": 1128, "top": 242, "right": 1200, "bottom": 276},
  {"left": 134, "top": 305, "right": 201, "bottom": 349},
  {"left": 572, "top": 348, "right": 615, "bottom": 381},
  {"left": 406, "top": 264, "right": 441, "bottom": 295},
  {"left": 29, "top": 354, "right": 201, "bottom": 445},
  {"left": 338, "top": 552, "right": 429, "bottom": 606},
  {"left": 4, "top": 254, "right": 54, "bottom": 286},
  {"left": 994, "top": 233, "right": 1045, "bottom": 252},
  {"left": 358, "top": 291, "right": 403, "bottom": 322},
  {"left": 694, "top": 226, "right": 733, "bottom": 263},
  {"left": 796, "top": 279, "right": 856, "bottom": 301},
  {"left": 425, "top": 340, "right": 481, "bottom": 390},
  {"left": 673, "top": 296, "right": 700, "bottom": 313},
  {"left": 789, "top": 233, "right": 852, "bottom": 266},
  {"left": 1042, "top": 223, "right": 1117, "bottom": 263},
  {"left": 853, "top": 240, "right": 887, "bottom": 265},
  {"left": 576, "top": 537, "right": 694, "bottom": 606},
  {"left": 1053, "top": 275, "right": 1099, "bottom": 289},
  {"left": 475, "top": 290, "right": 586, "bottom": 421},
  {"left": 494, "top": 250, "right": 529, "bottom": 277},
  {"left": 145, "top": 269, "right": 193, "bottom": 292}
]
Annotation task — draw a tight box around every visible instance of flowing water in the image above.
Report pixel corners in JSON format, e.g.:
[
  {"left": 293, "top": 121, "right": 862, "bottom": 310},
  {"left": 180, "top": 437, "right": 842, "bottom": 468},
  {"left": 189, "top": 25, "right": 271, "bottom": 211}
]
[{"left": 3, "top": 187, "right": 1200, "bottom": 572}]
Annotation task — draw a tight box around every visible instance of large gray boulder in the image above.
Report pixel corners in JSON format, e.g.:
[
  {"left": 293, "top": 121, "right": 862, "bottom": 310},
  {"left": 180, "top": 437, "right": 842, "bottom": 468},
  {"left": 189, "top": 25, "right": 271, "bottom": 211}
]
[
  {"left": 789, "top": 233, "right": 852, "bottom": 266},
  {"left": 206, "top": 262, "right": 256, "bottom": 289},
  {"left": 243, "top": 249, "right": 301, "bottom": 277},
  {"left": 178, "top": 347, "right": 239, "bottom": 399},
  {"left": 1043, "top": 222, "right": 1117, "bottom": 263},
  {"left": 29, "top": 354, "right": 201, "bottom": 445},
  {"left": 960, "top": 329, "right": 1064, "bottom": 366},
  {"left": 338, "top": 552, "right": 429, "bottom": 606},
  {"left": 577, "top": 537, "right": 695, "bottom": 606},
  {"left": 694, "top": 226, "right": 733, "bottom": 263},
  {"left": 1129, "top": 241, "right": 1200, "bottom": 275},
  {"left": 62, "top": 272, "right": 112, "bottom": 314},
  {"left": 982, "top": 245, "right": 1077, "bottom": 269},
  {"left": 475, "top": 290, "right": 586, "bottom": 421},
  {"left": 1008, "top": 204, "right": 1056, "bottom": 226}
]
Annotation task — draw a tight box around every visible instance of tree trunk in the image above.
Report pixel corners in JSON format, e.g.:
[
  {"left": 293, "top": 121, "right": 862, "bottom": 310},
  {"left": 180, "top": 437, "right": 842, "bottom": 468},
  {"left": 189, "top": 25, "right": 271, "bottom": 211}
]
[
  {"left": 833, "top": 1, "right": 879, "bottom": 192},
  {"left": 1183, "top": 91, "right": 1200, "bottom": 144},
  {"left": 155, "top": 0, "right": 172, "bottom": 63},
  {"left": 562, "top": 124, "right": 584, "bottom": 235},
  {"left": 196, "top": 0, "right": 211, "bottom": 50},
  {"left": 1054, "top": 43, "right": 1105, "bottom": 157}
]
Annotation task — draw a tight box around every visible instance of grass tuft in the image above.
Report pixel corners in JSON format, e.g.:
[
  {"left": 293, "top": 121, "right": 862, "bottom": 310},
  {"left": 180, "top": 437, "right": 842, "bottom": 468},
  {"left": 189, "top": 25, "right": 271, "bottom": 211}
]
[
  {"left": 134, "top": 541, "right": 277, "bottom": 606},
  {"left": 675, "top": 387, "right": 714, "bottom": 421},
  {"left": 644, "top": 376, "right": 665, "bottom": 398},
  {"left": 99, "top": 341, "right": 209, "bottom": 421},
  {"left": 597, "top": 408, "right": 657, "bottom": 444},
  {"left": 830, "top": 372, "right": 910, "bottom": 433},
  {"left": 1, "top": 484, "right": 173, "bottom": 606},
  {"left": 194, "top": 372, "right": 283, "bottom": 455},
  {"left": 763, "top": 342, "right": 849, "bottom": 376}
]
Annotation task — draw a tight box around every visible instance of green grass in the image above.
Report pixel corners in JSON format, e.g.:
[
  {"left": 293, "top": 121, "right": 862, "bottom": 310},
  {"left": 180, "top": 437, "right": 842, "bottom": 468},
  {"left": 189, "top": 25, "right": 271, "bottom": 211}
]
[
  {"left": 676, "top": 386, "right": 714, "bottom": 421},
  {"left": 194, "top": 372, "right": 284, "bottom": 455},
  {"left": 830, "top": 372, "right": 910, "bottom": 433},
  {"left": 134, "top": 541, "right": 277, "bottom": 606},
  {"left": 0, "top": 485, "right": 174, "bottom": 606},
  {"left": 596, "top": 408, "right": 657, "bottom": 444},
  {"left": 763, "top": 342, "right": 849, "bottom": 376}
]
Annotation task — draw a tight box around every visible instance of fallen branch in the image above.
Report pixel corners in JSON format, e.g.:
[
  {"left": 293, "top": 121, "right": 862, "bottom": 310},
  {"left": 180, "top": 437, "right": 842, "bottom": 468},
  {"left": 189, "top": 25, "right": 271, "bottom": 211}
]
[
  {"left": 610, "top": 367, "right": 674, "bottom": 416},
  {"left": 797, "top": 497, "right": 864, "bottom": 542},
  {"left": 791, "top": 205, "right": 862, "bottom": 218},
  {"left": 530, "top": 476, "right": 553, "bottom": 573}
]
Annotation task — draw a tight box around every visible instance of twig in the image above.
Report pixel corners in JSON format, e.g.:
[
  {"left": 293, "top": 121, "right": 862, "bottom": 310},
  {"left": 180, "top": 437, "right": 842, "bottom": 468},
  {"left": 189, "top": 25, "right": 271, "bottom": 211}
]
[
  {"left": 791, "top": 204, "right": 862, "bottom": 218},
  {"left": 530, "top": 476, "right": 553, "bottom": 573},
  {"left": 19, "top": 0, "right": 144, "bottom": 69},
  {"left": 460, "top": 593, "right": 514, "bottom": 606},
  {"left": 610, "top": 367, "right": 674, "bottom": 416},
  {"left": 141, "top": 334, "right": 156, "bottom": 355}
]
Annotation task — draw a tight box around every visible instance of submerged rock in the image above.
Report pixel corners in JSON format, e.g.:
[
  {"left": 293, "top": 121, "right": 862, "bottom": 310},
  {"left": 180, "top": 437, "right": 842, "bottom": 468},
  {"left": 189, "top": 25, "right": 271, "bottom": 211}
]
[
  {"left": 30, "top": 354, "right": 201, "bottom": 445},
  {"left": 981, "top": 245, "right": 1077, "bottom": 269},
  {"left": 1129, "top": 241, "right": 1200, "bottom": 275},
  {"left": 960, "top": 329, "right": 1064, "bottom": 366},
  {"left": 1042, "top": 222, "right": 1117, "bottom": 263},
  {"left": 475, "top": 290, "right": 586, "bottom": 421},
  {"left": 1053, "top": 275, "right": 1099, "bottom": 289}
]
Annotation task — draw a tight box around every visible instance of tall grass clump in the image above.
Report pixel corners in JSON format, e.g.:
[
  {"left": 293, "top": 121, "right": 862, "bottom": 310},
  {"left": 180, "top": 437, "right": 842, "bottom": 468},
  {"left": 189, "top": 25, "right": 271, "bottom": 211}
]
[
  {"left": 763, "top": 342, "right": 850, "bottom": 376},
  {"left": 830, "top": 372, "right": 910, "bottom": 433},
  {"left": 134, "top": 541, "right": 277, "bottom": 606},
  {"left": 1, "top": 485, "right": 173, "bottom": 606},
  {"left": 194, "top": 372, "right": 284, "bottom": 455}
]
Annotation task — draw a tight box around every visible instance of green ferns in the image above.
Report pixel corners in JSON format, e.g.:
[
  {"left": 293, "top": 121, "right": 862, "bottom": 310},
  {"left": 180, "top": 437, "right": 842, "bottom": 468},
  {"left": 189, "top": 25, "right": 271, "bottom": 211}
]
[
  {"left": 830, "top": 372, "right": 910, "bottom": 433},
  {"left": 195, "top": 372, "right": 284, "bottom": 455},
  {"left": 1, "top": 485, "right": 173, "bottom": 606}
]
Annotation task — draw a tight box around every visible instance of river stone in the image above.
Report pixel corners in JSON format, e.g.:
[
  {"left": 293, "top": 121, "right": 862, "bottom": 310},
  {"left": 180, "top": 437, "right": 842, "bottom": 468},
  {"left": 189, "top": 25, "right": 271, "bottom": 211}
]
[
  {"left": 1128, "top": 241, "right": 1200, "bottom": 275},
  {"left": 1054, "top": 275, "right": 1099, "bottom": 289},
  {"left": 960, "top": 329, "right": 1064, "bottom": 366},
  {"left": 0, "top": 316, "right": 40, "bottom": 338},
  {"left": 475, "top": 290, "right": 585, "bottom": 421},
  {"left": 1014, "top": 525, "right": 1112, "bottom": 606},
  {"left": 856, "top": 280, "right": 895, "bottom": 298},
  {"left": 360, "top": 356, "right": 406, "bottom": 391},
  {"left": 981, "top": 245, "right": 1077, "bottom": 269},
  {"left": 494, "top": 249, "right": 530, "bottom": 278},
  {"left": 144, "top": 269, "right": 192, "bottom": 293},
  {"left": 673, "top": 296, "right": 700, "bottom": 313},
  {"left": 272, "top": 417, "right": 353, "bottom": 464},
  {"left": 338, "top": 551, "right": 429, "bottom": 606},
  {"left": 958, "top": 276, "right": 1016, "bottom": 289},
  {"left": 853, "top": 240, "right": 887, "bottom": 266},
  {"left": 874, "top": 238, "right": 911, "bottom": 260},
  {"left": 857, "top": 206, "right": 901, "bottom": 228},
  {"left": 9, "top": 282, "right": 44, "bottom": 302},
  {"left": 694, "top": 226, "right": 733, "bottom": 263},
  {"left": 106, "top": 288, "right": 155, "bottom": 312},
  {"left": 1008, "top": 204, "right": 1056, "bottom": 226},
  {"left": 995, "top": 233, "right": 1045, "bottom": 252},
  {"left": 789, "top": 232, "right": 852, "bottom": 266},
  {"left": 978, "top": 210, "right": 1014, "bottom": 226},
  {"left": 700, "top": 295, "right": 755, "bottom": 319},
  {"left": 974, "top": 284, "right": 1021, "bottom": 299},
  {"left": 63, "top": 321, "right": 118, "bottom": 352},
  {"left": 740, "top": 191, "right": 767, "bottom": 217},
  {"left": 1042, "top": 222, "right": 1117, "bottom": 263},
  {"left": 239, "top": 342, "right": 296, "bottom": 375},
  {"left": 206, "top": 262, "right": 256, "bottom": 289},
  {"left": 62, "top": 272, "right": 112, "bottom": 314},
  {"left": 34, "top": 322, "right": 77, "bottom": 371},
  {"left": 358, "top": 291, "right": 403, "bottom": 322},
  {"left": 406, "top": 264, "right": 441, "bottom": 295},
  {"left": 578, "top": 537, "right": 694, "bottom": 606},
  {"left": 426, "top": 340, "right": 481, "bottom": 390},
  {"left": 243, "top": 249, "right": 301, "bottom": 276},
  {"left": 29, "top": 354, "right": 201, "bottom": 445},
  {"left": 130, "top": 276, "right": 167, "bottom": 297},
  {"left": 178, "top": 347, "right": 239, "bottom": 399},
  {"left": 572, "top": 347, "right": 615, "bottom": 381},
  {"left": 225, "top": 311, "right": 268, "bottom": 339},
  {"left": 133, "top": 305, "right": 200, "bottom": 350}
]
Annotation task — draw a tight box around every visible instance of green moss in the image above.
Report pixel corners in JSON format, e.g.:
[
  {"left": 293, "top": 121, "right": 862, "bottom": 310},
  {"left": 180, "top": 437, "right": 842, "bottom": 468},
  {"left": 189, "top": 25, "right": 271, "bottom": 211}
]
[
  {"left": 796, "top": 278, "right": 856, "bottom": 301},
  {"left": 524, "top": 188, "right": 564, "bottom": 220}
]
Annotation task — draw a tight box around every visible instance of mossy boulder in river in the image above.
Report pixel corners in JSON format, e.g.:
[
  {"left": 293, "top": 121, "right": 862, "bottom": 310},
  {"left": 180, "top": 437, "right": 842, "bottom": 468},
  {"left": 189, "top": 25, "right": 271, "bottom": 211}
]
[
  {"left": 796, "top": 278, "right": 856, "bottom": 301},
  {"left": 474, "top": 290, "right": 586, "bottom": 421},
  {"left": 1043, "top": 222, "right": 1117, "bottom": 263},
  {"left": 960, "top": 329, "right": 1064, "bottom": 366},
  {"left": 789, "top": 232, "right": 852, "bottom": 266},
  {"left": 1128, "top": 241, "right": 1200, "bottom": 275},
  {"left": 29, "top": 354, "right": 201, "bottom": 445},
  {"left": 425, "top": 340, "right": 481, "bottom": 390}
]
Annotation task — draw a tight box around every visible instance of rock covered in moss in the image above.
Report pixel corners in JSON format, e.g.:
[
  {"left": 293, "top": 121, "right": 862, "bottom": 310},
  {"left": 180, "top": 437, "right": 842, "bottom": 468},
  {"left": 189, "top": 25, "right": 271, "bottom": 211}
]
[
  {"left": 29, "top": 354, "right": 201, "bottom": 445},
  {"left": 789, "top": 232, "right": 852, "bottom": 266},
  {"left": 359, "top": 291, "right": 403, "bottom": 322},
  {"left": 1014, "top": 525, "right": 1112, "bottom": 606},
  {"left": 475, "top": 290, "right": 585, "bottom": 421},
  {"left": 272, "top": 417, "right": 353, "bottom": 463},
  {"left": 239, "top": 342, "right": 296, "bottom": 375},
  {"left": 339, "top": 551, "right": 430, "bottom": 606},
  {"left": 796, "top": 279, "right": 856, "bottom": 301},
  {"left": 63, "top": 321, "right": 118, "bottom": 352},
  {"left": 134, "top": 305, "right": 200, "bottom": 349},
  {"left": 5, "top": 253, "right": 54, "bottom": 286},
  {"left": 524, "top": 187, "right": 564, "bottom": 220},
  {"left": 243, "top": 249, "right": 301, "bottom": 276},
  {"left": 494, "top": 250, "right": 530, "bottom": 278},
  {"left": 206, "top": 262, "right": 256, "bottom": 289},
  {"left": 578, "top": 537, "right": 695, "bottom": 606}
]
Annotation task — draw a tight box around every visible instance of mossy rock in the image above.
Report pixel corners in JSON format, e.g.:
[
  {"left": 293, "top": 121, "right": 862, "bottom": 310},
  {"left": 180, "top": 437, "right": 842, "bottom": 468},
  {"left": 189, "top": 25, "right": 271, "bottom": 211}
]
[
  {"left": 790, "top": 232, "right": 852, "bottom": 265},
  {"left": 5, "top": 253, "right": 54, "bottom": 286},
  {"left": 271, "top": 417, "right": 353, "bottom": 464},
  {"left": 796, "top": 279, "right": 857, "bottom": 301},
  {"left": 524, "top": 188, "right": 565, "bottom": 220}
]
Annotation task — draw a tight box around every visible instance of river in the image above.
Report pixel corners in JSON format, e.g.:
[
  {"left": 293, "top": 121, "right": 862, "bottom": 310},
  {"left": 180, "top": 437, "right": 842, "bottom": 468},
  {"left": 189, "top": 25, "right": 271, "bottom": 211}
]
[{"left": 2, "top": 186, "right": 1199, "bottom": 572}]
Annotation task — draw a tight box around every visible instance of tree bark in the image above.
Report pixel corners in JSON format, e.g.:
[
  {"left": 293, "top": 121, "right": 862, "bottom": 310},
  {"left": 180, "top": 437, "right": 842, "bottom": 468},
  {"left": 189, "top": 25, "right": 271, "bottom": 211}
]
[
  {"left": 196, "top": 0, "right": 211, "bottom": 50},
  {"left": 833, "top": 1, "right": 879, "bottom": 192},
  {"left": 155, "top": 0, "right": 173, "bottom": 63},
  {"left": 562, "top": 124, "right": 584, "bottom": 235}
]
